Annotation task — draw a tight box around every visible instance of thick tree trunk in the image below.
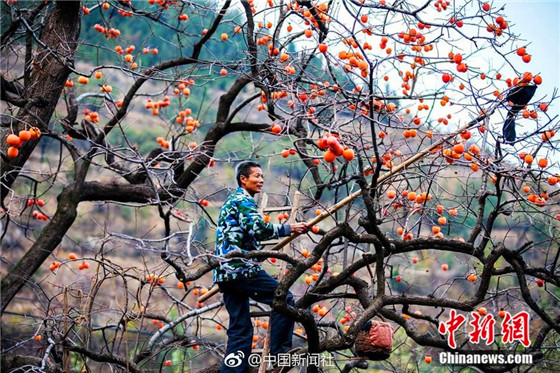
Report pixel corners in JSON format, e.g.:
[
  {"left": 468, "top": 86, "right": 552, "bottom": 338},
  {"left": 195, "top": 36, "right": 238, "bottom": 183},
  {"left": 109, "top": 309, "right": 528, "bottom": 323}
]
[
  {"left": 1, "top": 1, "right": 81, "bottom": 202},
  {"left": 0, "top": 1, "right": 81, "bottom": 312}
]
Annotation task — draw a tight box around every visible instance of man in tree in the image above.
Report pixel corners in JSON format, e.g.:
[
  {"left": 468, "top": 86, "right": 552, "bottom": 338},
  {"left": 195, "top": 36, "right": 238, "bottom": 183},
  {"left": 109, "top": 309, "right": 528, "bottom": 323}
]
[
  {"left": 214, "top": 161, "right": 309, "bottom": 372},
  {"left": 502, "top": 84, "right": 538, "bottom": 142}
]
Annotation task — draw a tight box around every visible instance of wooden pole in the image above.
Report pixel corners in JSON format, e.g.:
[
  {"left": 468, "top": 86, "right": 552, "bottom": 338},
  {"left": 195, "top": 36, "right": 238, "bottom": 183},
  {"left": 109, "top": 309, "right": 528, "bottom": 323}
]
[
  {"left": 258, "top": 191, "right": 301, "bottom": 373},
  {"left": 198, "top": 117, "right": 484, "bottom": 303}
]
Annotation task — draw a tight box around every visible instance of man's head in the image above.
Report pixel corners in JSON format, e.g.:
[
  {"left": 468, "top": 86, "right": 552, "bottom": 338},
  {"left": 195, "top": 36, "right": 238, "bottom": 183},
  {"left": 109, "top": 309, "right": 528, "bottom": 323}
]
[{"left": 236, "top": 161, "right": 263, "bottom": 196}]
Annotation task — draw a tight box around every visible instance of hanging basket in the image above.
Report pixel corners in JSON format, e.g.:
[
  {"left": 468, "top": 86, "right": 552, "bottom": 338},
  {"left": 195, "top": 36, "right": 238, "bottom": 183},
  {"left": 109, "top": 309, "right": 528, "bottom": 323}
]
[{"left": 354, "top": 320, "right": 393, "bottom": 361}]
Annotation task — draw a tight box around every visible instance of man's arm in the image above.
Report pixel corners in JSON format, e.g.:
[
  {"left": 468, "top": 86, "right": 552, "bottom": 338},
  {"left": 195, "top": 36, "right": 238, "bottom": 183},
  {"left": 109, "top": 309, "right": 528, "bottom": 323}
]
[
  {"left": 289, "top": 222, "right": 309, "bottom": 234},
  {"left": 239, "top": 199, "right": 308, "bottom": 241}
]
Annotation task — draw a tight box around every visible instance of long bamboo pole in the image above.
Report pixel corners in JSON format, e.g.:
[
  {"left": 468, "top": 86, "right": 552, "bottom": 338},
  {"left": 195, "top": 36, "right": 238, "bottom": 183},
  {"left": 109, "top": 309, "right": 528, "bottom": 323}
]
[
  {"left": 198, "top": 115, "right": 485, "bottom": 303},
  {"left": 257, "top": 192, "right": 301, "bottom": 373}
]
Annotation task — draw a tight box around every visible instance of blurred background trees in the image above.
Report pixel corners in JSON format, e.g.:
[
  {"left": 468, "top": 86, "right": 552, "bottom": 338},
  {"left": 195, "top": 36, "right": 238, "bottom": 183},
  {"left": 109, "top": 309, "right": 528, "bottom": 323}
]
[{"left": 1, "top": 0, "right": 558, "bottom": 372}]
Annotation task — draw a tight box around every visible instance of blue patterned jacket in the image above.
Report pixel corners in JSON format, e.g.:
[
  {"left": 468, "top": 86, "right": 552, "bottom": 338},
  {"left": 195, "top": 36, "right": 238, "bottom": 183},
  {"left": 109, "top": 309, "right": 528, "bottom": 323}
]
[{"left": 213, "top": 188, "right": 290, "bottom": 282}]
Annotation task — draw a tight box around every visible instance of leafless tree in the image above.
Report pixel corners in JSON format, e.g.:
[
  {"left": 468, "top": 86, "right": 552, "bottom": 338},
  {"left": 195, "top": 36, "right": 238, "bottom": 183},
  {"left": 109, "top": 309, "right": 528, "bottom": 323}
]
[{"left": 1, "top": 1, "right": 558, "bottom": 372}]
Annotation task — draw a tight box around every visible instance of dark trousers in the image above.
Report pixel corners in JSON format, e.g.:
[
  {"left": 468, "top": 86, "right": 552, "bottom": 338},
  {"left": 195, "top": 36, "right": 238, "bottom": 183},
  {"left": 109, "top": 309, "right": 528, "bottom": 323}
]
[{"left": 218, "top": 270, "right": 295, "bottom": 372}]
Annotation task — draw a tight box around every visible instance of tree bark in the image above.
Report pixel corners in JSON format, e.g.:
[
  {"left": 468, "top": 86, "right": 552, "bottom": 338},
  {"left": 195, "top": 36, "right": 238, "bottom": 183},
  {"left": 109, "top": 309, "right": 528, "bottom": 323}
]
[
  {"left": 1, "top": 354, "right": 62, "bottom": 373},
  {"left": 1, "top": 1, "right": 81, "bottom": 202}
]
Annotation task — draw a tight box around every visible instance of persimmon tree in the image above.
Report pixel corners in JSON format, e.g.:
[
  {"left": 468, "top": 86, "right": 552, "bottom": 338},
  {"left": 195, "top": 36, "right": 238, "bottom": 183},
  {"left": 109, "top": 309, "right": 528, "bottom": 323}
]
[{"left": 1, "top": 0, "right": 559, "bottom": 372}]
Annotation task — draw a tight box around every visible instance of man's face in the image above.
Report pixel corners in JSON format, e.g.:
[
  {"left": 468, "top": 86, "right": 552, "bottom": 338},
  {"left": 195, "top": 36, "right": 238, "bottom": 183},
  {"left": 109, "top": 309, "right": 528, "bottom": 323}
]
[{"left": 240, "top": 167, "right": 264, "bottom": 196}]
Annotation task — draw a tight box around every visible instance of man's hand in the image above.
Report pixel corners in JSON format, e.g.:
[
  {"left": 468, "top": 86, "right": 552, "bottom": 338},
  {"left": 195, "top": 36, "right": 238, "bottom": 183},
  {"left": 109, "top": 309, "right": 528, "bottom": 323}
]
[{"left": 290, "top": 222, "right": 310, "bottom": 234}]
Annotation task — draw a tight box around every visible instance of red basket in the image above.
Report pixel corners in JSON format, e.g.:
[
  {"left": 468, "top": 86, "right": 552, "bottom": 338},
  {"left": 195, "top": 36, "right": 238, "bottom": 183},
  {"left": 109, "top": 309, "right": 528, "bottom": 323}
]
[{"left": 354, "top": 320, "right": 393, "bottom": 361}]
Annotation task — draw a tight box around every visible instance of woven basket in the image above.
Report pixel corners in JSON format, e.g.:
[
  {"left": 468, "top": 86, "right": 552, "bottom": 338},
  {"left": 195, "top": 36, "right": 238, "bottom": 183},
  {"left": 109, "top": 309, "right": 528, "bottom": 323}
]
[{"left": 354, "top": 321, "right": 392, "bottom": 361}]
